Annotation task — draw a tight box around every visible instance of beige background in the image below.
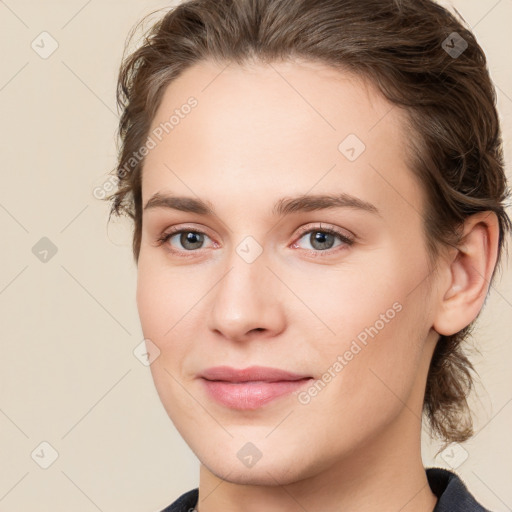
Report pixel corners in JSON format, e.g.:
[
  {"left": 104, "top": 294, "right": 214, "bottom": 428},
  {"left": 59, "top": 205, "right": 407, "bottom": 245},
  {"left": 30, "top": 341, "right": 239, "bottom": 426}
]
[{"left": 0, "top": 0, "right": 510, "bottom": 510}]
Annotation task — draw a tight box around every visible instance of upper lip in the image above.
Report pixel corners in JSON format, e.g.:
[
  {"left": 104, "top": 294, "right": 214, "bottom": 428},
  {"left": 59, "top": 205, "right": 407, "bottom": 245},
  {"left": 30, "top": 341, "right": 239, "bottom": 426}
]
[{"left": 200, "top": 365, "right": 312, "bottom": 382}]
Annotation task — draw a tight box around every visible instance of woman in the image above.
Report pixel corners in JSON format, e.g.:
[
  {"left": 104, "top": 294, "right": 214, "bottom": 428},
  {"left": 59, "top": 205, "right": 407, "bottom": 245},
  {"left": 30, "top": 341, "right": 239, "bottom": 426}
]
[{"left": 106, "top": 0, "right": 511, "bottom": 510}]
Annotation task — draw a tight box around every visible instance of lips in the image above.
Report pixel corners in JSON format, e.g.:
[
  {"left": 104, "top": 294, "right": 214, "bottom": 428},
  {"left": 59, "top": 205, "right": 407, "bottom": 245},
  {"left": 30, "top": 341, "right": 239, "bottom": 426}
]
[
  {"left": 199, "top": 365, "right": 311, "bottom": 382},
  {"left": 199, "top": 366, "right": 313, "bottom": 409}
]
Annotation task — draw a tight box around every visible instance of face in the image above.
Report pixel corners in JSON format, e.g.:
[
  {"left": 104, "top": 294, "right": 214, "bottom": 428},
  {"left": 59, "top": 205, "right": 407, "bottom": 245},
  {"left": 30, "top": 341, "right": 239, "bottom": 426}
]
[{"left": 136, "top": 59, "right": 442, "bottom": 485}]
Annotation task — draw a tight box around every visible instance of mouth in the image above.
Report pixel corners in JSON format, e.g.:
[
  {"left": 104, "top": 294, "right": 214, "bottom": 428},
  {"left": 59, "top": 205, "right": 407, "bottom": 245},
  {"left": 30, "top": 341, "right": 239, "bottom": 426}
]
[
  {"left": 199, "top": 366, "right": 313, "bottom": 410},
  {"left": 199, "top": 365, "right": 312, "bottom": 382}
]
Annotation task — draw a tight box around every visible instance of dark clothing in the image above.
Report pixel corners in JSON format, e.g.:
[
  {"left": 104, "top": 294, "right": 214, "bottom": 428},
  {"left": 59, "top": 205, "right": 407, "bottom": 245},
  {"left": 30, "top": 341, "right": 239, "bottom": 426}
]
[
  {"left": 429, "top": 467, "right": 490, "bottom": 512},
  {"left": 160, "top": 466, "right": 490, "bottom": 511}
]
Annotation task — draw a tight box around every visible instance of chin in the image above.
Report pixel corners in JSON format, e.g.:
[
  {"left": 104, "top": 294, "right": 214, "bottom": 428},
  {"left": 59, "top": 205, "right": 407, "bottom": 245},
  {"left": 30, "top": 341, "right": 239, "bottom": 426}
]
[
  {"left": 197, "top": 441, "right": 318, "bottom": 487},
  {"left": 203, "top": 458, "right": 303, "bottom": 487}
]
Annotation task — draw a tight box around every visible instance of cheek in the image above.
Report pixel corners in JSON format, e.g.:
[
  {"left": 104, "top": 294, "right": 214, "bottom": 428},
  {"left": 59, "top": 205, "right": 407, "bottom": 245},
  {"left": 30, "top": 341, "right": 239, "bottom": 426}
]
[
  {"left": 295, "top": 248, "right": 430, "bottom": 396},
  {"left": 285, "top": 258, "right": 408, "bottom": 345},
  {"left": 135, "top": 256, "right": 213, "bottom": 397},
  {"left": 136, "top": 255, "right": 203, "bottom": 339},
  {"left": 136, "top": 264, "right": 167, "bottom": 337},
  {"left": 136, "top": 260, "right": 201, "bottom": 421}
]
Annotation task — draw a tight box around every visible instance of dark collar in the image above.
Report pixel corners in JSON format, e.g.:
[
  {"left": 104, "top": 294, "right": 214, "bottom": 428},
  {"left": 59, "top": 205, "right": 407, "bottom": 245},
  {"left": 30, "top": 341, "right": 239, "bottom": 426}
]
[{"left": 426, "top": 467, "right": 490, "bottom": 511}]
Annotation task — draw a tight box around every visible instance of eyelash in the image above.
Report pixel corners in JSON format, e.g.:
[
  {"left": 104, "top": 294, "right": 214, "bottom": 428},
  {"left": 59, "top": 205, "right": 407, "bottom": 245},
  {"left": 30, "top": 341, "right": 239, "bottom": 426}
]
[
  {"left": 155, "top": 224, "right": 354, "bottom": 257},
  {"left": 292, "top": 225, "right": 354, "bottom": 254}
]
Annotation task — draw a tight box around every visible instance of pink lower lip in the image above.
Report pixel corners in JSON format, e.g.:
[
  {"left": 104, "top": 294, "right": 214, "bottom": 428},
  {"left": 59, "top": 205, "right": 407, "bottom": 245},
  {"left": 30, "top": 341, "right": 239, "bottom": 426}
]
[{"left": 201, "top": 378, "right": 312, "bottom": 410}]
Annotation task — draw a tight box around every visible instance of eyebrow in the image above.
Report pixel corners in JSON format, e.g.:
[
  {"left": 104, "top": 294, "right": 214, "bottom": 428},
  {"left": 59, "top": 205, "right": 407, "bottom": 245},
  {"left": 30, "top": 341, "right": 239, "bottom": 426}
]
[{"left": 143, "top": 192, "right": 380, "bottom": 217}]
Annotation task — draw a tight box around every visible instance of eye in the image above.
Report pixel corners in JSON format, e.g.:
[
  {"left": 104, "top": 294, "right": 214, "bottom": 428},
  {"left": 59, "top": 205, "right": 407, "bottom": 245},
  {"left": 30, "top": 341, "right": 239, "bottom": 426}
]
[
  {"left": 155, "top": 223, "right": 354, "bottom": 257},
  {"left": 292, "top": 225, "right": 354, "bottom": 253},
  {"left": 156, "top": 228, "right": 214, "bottom": 252}
]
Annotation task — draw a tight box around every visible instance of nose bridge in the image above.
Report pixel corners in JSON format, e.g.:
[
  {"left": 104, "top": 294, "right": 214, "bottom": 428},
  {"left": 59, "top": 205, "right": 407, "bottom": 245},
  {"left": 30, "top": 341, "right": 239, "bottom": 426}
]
[
  {"left": 217, "top": 245, "right": 269, "bottom": 313},
  {"left": 222, "top": 232, "right": 269, "bottom": 295},
  {"left": 207, "top": 241, "right": 283, "bottom": 339}
]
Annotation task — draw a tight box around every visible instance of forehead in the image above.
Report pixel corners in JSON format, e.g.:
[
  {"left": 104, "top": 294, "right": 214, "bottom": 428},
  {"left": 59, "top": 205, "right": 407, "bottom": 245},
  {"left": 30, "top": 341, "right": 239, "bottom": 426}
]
[
  {"left": 147, "top": 58, "right": 410, "bottom": 149},
  {"left": 141, "top": 59, "right": 423, "bottom": 224}
]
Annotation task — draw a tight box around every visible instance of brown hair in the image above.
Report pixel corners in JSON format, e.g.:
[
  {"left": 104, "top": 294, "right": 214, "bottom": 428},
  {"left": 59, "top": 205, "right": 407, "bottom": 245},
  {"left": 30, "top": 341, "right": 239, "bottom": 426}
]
[{"left": 105, "top": 0, "right": 511, "bottom": 450}]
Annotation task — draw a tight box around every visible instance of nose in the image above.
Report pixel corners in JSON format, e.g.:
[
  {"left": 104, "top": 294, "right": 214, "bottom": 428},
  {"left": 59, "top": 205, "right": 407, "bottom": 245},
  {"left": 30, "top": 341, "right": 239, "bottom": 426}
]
[{"left": 206, "top": 249, "right": 286, "bottom": 342}]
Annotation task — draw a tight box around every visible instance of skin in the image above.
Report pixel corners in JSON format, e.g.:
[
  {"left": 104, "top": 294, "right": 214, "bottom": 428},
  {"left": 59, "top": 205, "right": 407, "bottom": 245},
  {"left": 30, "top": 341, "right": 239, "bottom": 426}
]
[{"left": 136, "top": 59, "right": 499, "bottom": 512}]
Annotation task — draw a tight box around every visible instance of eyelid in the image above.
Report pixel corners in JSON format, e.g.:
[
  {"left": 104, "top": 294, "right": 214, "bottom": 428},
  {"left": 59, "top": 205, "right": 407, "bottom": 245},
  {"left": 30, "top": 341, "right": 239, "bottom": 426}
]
[
  {"left": 291, "top": 223, "right": 355, "bottom": 253},
  {"left": 293, "top": 222, "right": 355, "bottom": 241},
  {"left": 155, "top": 223, "right": 217, "bottom": 249}
]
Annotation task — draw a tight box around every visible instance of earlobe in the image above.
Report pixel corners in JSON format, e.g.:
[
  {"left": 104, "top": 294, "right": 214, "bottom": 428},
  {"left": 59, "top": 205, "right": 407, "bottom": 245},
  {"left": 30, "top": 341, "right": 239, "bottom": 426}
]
[{"left": 433, "top": 212, "right": 500, "bottom": 336}]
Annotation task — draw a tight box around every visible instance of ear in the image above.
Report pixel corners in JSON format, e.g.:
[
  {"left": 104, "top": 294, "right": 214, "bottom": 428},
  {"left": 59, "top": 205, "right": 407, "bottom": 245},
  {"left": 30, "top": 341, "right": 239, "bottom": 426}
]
[{"left": 433, "top": 211, "right": 500, "bottom": 336}]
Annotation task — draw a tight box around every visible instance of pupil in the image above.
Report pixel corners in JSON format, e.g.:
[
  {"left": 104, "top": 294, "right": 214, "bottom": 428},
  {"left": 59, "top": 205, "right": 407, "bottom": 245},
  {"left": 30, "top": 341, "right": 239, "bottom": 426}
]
[
  {"left": 311, "top": 231, "right": 334, "bottom": 250},
  {"left": 181, "top": 232, "right": 203, "bottom": 250}
]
